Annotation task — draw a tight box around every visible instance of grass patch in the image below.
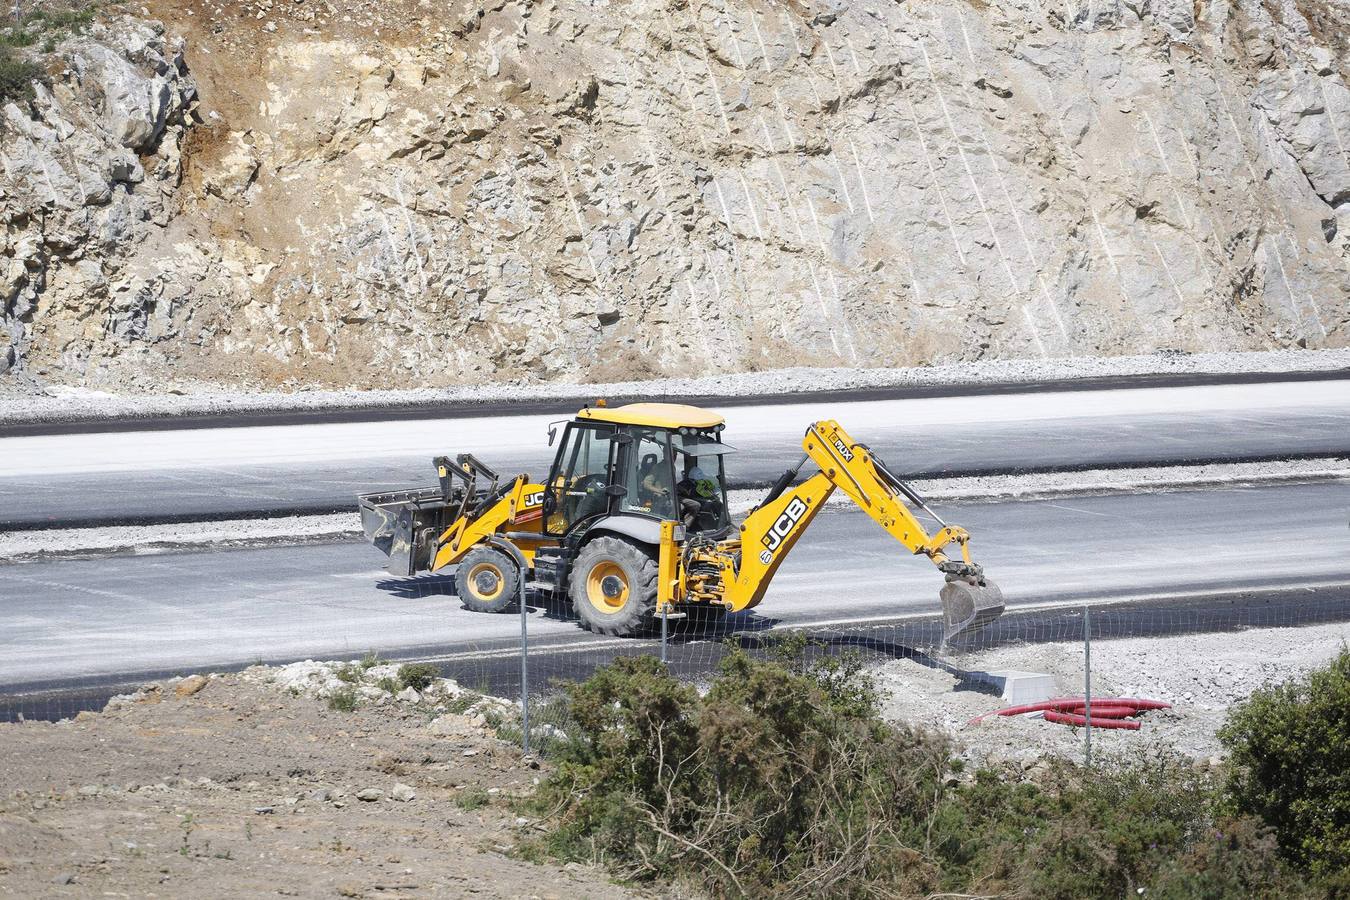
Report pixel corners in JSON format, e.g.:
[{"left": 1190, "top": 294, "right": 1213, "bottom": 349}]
[
  {"left": 359, "top": 651, "right": 384, "bottom": 671},
  {"left": 326, "top": 688, "right": 358, "bottom": 712},
  {"left": 375, "top": 676, "right": 399, "bottom": 695},
  {"left": 397, "top": 662, "right": 440, "bottom": 693},
  {"left": 454, "top": 787, "right": 490, "bottom": 811},
  {"left": 442, "top": 692, "right": 481, "bottom": 715},
  {"left": 334, "top": 663, "right": 361, "bottom": 684}
]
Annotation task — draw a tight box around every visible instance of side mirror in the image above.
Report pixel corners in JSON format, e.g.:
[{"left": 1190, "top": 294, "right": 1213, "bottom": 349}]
[{"left": 547, "top": 425, "right": 558, "bottom": 446}]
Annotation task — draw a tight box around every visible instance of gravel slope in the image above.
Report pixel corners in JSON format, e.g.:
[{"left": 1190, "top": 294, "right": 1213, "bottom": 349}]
[{"left": 878, "top": 621, "right": 1350, "bottom": 769}]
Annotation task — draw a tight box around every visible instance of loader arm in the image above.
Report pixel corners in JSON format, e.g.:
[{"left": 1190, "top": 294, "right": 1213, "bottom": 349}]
[{"left": 684, "top": 419, "right": 1003, "bottom": 641}]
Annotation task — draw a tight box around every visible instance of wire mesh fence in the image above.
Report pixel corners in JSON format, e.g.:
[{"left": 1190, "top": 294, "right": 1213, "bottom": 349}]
[
  {"left": 514, "top": 582, "right": 1350, "bottom": 758},
  {"left": 2, "top": 569, "right": 1348, "bottom": 768}
]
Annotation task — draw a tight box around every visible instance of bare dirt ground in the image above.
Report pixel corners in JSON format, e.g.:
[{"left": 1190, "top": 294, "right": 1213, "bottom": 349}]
[
  {"left": 0, "top": 666, "right": 652, "bottom": 899},
  {"left": 878, "top": 621, "right": 1350, "bottom": 770}
]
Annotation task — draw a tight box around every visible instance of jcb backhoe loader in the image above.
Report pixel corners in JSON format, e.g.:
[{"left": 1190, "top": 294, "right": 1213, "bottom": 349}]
[{"left": 358, "top": 403, "right": 1004, "bottom": 642}]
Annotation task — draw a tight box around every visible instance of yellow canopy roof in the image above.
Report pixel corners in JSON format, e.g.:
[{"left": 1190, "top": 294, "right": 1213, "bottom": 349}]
[{"left": 577, "top": 402, "right": 724, "bottom": 430}]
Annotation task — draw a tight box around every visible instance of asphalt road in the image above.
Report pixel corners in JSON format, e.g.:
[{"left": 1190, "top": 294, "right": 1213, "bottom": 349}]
[
  {"left": 2, "top": 380, "right": 1348, "bottom": 528},
  {"left": 3, "top": 481, "right": 1348, "bottom": 692}
]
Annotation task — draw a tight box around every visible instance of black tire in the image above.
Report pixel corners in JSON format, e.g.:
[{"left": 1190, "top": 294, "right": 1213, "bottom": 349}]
[
  {"left": 455, "top": 546, "right": 521, "bottom": 613},
  {"left": 569, "top": 536, "right": 659, "bottom": 637}
]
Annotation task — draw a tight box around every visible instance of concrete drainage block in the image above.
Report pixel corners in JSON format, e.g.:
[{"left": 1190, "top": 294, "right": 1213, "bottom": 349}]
[{"left": 976, "top": 670, "right": 1056, "bottom": 706}]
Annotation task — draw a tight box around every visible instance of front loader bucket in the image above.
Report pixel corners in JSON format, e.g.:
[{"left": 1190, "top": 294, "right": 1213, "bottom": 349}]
[
  {"left": 356, "top": 486, "right": 452, "bottom": 577},
  {"left": 940, "top": 578, "right": 1005, "bottom": 645}
]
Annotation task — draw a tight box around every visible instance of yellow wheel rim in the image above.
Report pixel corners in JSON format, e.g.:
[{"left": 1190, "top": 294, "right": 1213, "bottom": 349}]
[
  {"left": 466, "top": 562, "right": 504, "bottom": 601},
  {"left": 585, "top": 561, "right": 629, "bottom": 612}
]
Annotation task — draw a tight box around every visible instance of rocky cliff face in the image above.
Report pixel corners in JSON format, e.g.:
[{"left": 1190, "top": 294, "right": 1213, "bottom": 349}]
[{"left": 2, "top": 0, "right": 1348, "bottom": 391}]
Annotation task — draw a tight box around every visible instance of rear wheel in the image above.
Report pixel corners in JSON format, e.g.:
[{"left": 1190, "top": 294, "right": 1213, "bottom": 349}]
[
  {"left": 455, "top": 546, "right": 521, "bottom": 613},
  {"left": 570, "top": 536, "right": 658, "bottom": 637}
]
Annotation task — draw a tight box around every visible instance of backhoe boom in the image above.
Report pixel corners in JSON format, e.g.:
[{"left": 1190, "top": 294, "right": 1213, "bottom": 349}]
[{"left": 677, "top": 420, "right": 1003, "bottom": 640}]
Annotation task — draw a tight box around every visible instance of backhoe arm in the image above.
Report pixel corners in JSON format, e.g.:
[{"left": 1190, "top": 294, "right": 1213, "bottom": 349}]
[{"left": 690, "top": 420, "right": 1003, "bottom": 641}]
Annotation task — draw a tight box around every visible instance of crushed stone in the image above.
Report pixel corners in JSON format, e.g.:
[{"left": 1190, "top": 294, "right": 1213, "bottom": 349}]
[{"left": 877, "top": 621, "right": 1350, "bottom": 769}]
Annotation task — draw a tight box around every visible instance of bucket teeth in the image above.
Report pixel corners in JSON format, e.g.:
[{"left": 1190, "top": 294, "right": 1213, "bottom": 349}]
[{"left": 940, "top": 578, "right": 1005, "bottom": 644}]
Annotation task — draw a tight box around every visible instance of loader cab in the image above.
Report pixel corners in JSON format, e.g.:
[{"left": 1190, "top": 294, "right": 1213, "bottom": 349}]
[{"left": 542, "top": 403, "right": 732, "bottom": 537}]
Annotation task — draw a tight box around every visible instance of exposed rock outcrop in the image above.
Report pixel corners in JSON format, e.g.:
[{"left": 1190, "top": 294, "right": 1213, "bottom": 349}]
[{"left": 2, "top": 0, "right": 1347, "bottom": 391}]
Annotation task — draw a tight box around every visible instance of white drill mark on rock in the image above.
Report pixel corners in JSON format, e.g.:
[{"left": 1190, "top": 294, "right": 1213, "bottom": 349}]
[
  {"left": 1271, "top": 239, "right": 1325, "bottom": 340},
  {"left": 375, "top": 208, "right": 417, "bottom": 300},
  {"left": 816, "top": 34, "right": 857, "bottom": 217},
  {"left": 947, "top": 13, "right": 1067, "bottom": 347},
  {"left": 1142, "top": 110, "right": 1197, "bottom": 234},
  {"left": 1151, "top": 239, "right": 1187, "bottom": 320},
  {"left": 806, "top": 260, "right": 842, "bottom": 357},
  {"left": 663, "top": 12, "right": 714, "bottom": 157},
  {"left": 758, "top": 114, "right": 808, "bottom": 245},
  {"left": 919, "top": 39, "right": 1021, "bottom": 296},
  {"left": 1020, "top": 304, "right": 1049, "bottom": 358},
  {"left": 842, "top": 33, "right": 864, "bottom": 76},
  {"left": 1315, "top": 78, "right": 1350, "bottom": 174},
  {"left": 555, "top": 159, "right": 601, "bottom": 283},
  {"left": 778, "top": 7, "right": 824, "bottom": 108},
  {"left": 391, "top": 173, "right": 429, "bottom": 296},
  {"left": 805, "top": 194, "right": 831, "bottom": 258},
  {"left": 718, "top": 6, "right": 749, "bottom": 70},
  {"left": 737, "top": 171, "right": 765, "bottom": 240},
  {"left": 750, "top": 9, "right": 773, "bottom": 74},
  {"left": 642, "top": 41, "right": 744, "bottom": 308},
  {"left": 903, "top": 96, "right": 967, "bottom": 266},
  {"left": 826, "top": 268, "right": 860, "bottom": 364},
  {"left": 683, "top": 10, "right": 733, "bottom": 137},
  {"left": 849, "top": 138, "right": 875, "bottom": 224},
  {"left": 830, "top": 152, "right": 856, "bottom": 216},
  {"left": 1215, "top": 86, "right": 1303, "bottom": 262}
]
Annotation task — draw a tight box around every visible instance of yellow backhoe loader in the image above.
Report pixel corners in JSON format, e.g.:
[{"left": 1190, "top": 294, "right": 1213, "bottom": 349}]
[{"left": 358, "top": 402, "right": 1004, "bottom": 642}]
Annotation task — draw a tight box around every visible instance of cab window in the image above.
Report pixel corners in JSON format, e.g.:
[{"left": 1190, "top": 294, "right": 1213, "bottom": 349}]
[
  {"left": 545, "top": 423, "right": 617, "bottom": 535},
  {"left": 623, "top": 430, "right": 676, "bottom": 520}
]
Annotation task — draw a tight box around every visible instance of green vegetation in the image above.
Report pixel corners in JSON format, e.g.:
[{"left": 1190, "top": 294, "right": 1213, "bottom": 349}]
[
  {"left": 334, "top": 663, "right": 360, "bottom": 684},
  {"left": 454, "top": 786, "right": 490, "bottom": 811},
  {"left": 1221, "top": 646, "right": 1350, "bottom": 890},
  {"left": 0, "top": 2, "right": 98, "bottom": 103},
  {"left": 1, "top": 1, "right": 98, "bottom": 48},
  {"left": 528, "top": 646, "right": 1343, "bottom": 898},
  {"left": 0, "top": 47, "right": 41, "bottom": 103},
  {"left": 397, "top": 662, "right": 441, "bottom": 692},
  {"left": 326, "top": 687, "right": 358, "bottom": 712},
  {"left": 359, "top": 651, "right": 385, "bottom": 671},
  {"left": 375, "top": 676, "right": 399, "bottom": 695}
]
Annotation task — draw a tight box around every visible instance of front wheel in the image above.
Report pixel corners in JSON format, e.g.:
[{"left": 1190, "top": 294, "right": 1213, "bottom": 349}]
[
  {"left": 455, "top": 546, "right": 521, "bottom": 613},
  {"left": 569, "top": 536, "right": 658, "bottom": 637}
]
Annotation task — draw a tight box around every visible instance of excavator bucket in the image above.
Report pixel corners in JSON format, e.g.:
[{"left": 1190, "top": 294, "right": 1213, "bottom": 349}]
[{"left": 940, "top": 578, "right": 1005, "bottom": 644}]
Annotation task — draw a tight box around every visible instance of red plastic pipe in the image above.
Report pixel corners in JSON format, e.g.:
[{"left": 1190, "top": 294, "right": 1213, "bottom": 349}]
[{"left": 1044, "top": 710, "right": 1141, "bottom": 730}]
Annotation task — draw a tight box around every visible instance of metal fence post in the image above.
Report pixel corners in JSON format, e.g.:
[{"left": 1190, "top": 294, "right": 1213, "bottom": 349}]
[
  {"left": 1083, "top": 604, "right": 1092, "bottom": 769},
  {"left": 520, "top": 595, "right": 530, "bottom": 756}
]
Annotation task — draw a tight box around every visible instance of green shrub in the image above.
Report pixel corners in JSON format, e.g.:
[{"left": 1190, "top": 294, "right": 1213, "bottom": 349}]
[
  {"left": 375, "top": 676, "right": 399, "bottom": 695},
  {"left": 1220, "top": 646, "right": 1350, "bottom": 883},
  {"left": 327, "top": 688, "right": 357, "bottom": 712},
  {"left": 397, "top": 662, "right": 440, "bottom": 692},
  {"left": 534, "top": 649, "right": 1323, "bottom": 898},
  {"left": 928, "top": 753, "right": 1307, "bottom": 899},
  {"left": 334, "top": 663, "right": 360, "bottom": 684},
  {"left": 536, "top": 651, "right": 953, "bottom": 896},
  {"left": 0, "top": 46, "right": 42, "bottom": 104},
  {"left": 359, "top": 651, "right": 384, "bottom": 670}
]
